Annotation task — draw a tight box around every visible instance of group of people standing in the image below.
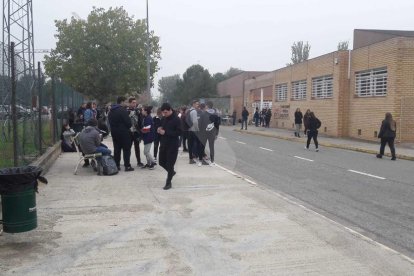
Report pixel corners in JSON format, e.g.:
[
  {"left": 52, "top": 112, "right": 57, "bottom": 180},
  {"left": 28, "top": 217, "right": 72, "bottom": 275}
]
[
  {"left": 181, "top": 99, "right": 221, "bottom": 166},
  {"left": 253, "top": 107, "right": 272, "bottom": 128}
]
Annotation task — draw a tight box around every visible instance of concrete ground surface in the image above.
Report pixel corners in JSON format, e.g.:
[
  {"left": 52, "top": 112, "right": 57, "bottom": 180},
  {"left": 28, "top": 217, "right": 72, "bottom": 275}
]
[{"left": 1, "top": 138, "right": 414, "bottom": 275}]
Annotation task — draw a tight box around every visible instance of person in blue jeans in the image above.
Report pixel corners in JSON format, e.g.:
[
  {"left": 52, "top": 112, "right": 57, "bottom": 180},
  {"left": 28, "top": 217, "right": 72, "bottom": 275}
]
[{"left": 78, "top": 118, "right": 111, "bottom": 157}]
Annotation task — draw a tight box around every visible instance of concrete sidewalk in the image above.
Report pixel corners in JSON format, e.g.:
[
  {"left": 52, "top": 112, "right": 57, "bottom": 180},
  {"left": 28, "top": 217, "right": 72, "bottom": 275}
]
[
  {"left": 0, "top": 141, "right": 413, "bottom": 275},
  {"left": 234, "top": 125, "right": 414, "bottom": 161}
]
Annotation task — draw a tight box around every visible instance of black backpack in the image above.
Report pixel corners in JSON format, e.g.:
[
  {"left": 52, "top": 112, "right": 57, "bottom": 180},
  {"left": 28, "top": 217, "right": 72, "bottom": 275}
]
[
  {"left": 185, "top": 109, "right": 193, "bottom": 128},
  {"left": 99, "top": 155, "right": 119, "bottom": 176},
  {"left": 316, "top": 118, "right": 322, "bottom": 129}
]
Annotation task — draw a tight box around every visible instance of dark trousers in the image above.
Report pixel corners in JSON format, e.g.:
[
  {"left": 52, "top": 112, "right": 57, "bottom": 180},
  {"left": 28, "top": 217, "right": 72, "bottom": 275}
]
[
  {"left": 182, "top": 131, "right": 188, "bottom": 150},
  {"left": 254, "top": 118, "right": 259, "bottom": 127},
  {"left": 241, "top": 118, "right": 247, "bottom": 129},
  {"left": 159, "top": 143, "right": 179, "bottom": 184},
  {"left": 306, "top": 130, "right": 319, "bottom": 149},
  {"left": 153, "top": 138, "right": 160, "bottom": 159},
  {"left": 130, "top": 132, "right": 142, "bottom": 164},
  {"left": 188, "top": 131, "right": 203, "bottom": 159},
  {"left": 204, "top": 132, "right": 216, "bottom": 162},
  {"left": 112, "top": 132, "right": 132, "bottom": 167},
  {"left": 380, "top": 137, "right": 396, "bottom": 157}
]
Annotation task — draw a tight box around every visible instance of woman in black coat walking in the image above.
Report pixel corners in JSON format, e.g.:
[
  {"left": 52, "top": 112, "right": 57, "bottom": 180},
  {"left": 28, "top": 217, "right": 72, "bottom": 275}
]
[
  {"left": 376, "top": 112, "right": 397, "bottom": 160},
  {"left": 305, "top": 112, "right": 321, "bottom": 151}
]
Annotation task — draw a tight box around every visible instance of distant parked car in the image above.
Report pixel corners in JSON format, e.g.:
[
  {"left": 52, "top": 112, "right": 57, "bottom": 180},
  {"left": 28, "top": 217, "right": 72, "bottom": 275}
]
[{"left": 0, "top": 104, "right": 31, "bottom": 120}]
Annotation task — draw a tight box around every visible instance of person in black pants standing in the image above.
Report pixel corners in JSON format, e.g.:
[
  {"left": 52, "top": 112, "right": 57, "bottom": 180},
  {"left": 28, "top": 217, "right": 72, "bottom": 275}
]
[
  {"left": 157, "top": 103, "right": 182, "bottom": 190},
  {"left": 108, "top": 96, "right": 134, "bottom": 171},
  {"left": 305, "top": 112, "right": 321, "bottom": 152}
]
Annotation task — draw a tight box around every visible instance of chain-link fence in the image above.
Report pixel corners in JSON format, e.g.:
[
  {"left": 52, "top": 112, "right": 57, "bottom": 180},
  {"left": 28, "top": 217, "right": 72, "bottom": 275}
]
[{"left": 0, "top": 42, "right": 84, "bottom": 168}]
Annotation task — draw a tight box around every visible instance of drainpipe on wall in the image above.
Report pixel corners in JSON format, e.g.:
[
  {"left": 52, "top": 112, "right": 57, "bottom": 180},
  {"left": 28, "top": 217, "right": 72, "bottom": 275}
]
[
  {"left": 348, "top": 50, "right": 351, "bottom": 80},
  {"left": 399, "top": 100, "right": 402, "bottom": 143}
]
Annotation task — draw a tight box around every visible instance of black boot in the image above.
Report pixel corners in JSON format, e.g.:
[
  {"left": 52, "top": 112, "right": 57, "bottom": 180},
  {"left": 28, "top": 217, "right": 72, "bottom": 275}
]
[{"left": 163, "top": 181, "right": 172, "bottom": 190}]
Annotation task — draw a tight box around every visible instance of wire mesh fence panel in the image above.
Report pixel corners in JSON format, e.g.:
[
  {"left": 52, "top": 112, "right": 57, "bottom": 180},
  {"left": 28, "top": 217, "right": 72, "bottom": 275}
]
[{"left": 0, "top": 42, "right": 84, "bottom": 168}]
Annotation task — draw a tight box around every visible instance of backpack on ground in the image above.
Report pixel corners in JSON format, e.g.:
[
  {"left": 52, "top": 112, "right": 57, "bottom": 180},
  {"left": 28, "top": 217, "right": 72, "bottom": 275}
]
[{"left": 99, "top": 155, "right": 118, "bottom": 176}]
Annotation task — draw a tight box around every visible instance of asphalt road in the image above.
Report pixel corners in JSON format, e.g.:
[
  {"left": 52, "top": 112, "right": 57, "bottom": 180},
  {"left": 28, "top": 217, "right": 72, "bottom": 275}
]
[{"left": 214, "top": 127, "right": 414, "bottom": 259}]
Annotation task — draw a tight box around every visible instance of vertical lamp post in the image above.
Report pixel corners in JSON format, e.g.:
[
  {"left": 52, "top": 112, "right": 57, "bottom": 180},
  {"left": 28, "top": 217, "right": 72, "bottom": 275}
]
[{"left": 146, "top": 0, "right": 151, "bottom": 96}]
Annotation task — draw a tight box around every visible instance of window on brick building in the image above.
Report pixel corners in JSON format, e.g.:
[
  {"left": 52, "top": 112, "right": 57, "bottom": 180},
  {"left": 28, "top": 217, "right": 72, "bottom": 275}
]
[
  {"left": 275, "top": 83, "right": 288, "bottom": 101},
  {"left": 291, "top": 80, "right": 307, "bottom": 100},
  {"left": 312, "top": 75, "right": 333, "bottom": 99},
  {"left": 355, "top": 67, "right": 387, "bottom": 97}
]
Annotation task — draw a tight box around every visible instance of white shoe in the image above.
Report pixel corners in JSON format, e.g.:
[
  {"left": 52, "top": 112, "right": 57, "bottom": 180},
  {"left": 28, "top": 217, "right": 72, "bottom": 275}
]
[
  {"left": 210, "top": 162, "right": 216, "bottom": 166},
  {"left": 197, "top": 161, "right": 202, "bottom": 167},
  {"left": 305, "top": 146, "right": 309, "bottom": 150},
  {"left": 315, "top": 148, "right": 319, "bottom": 152}
]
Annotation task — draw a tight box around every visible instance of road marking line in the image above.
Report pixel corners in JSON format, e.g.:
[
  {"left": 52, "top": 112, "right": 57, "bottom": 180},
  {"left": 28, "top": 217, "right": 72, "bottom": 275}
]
[
  {"left": 259, "top": 147, "right": 273, "bottom": 152},
  {"left": 214, "top": 163, "right": 414, "bottom": 265},
  {"left": 294, "top": 156, "right": 314, "bottom": 162},
  {"left": 236, "top": 141, "right": 246, "bottom": 145},
  {"left": 348, "top": 170, "right": 386, "bottom": 180},
  {"left": 218, "top": 136, "right": 226, "bottom": 140}
]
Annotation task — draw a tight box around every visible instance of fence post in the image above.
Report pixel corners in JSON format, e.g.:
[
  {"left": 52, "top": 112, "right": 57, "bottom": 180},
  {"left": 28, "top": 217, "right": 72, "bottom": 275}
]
[
  {"left": 10, "top": 42, "right": 18, "bottom": 166},
  {"left": 37, "top": 62, "right": 42, "bottom": 153},
  {"left": 51, "top": 75, "right": 57, "bottom": 143},
  {"left": 60, "top": 81, "right": 64, "bottom": 127}
]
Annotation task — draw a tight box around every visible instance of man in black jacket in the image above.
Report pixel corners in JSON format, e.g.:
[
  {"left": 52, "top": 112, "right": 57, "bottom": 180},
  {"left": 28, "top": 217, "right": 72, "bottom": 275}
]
[
  {"left": 157, "top": 103, "right": 182, "bottom": 190},
  {"left": 108, "top": 96, "right": 134, "bottom": 172}
]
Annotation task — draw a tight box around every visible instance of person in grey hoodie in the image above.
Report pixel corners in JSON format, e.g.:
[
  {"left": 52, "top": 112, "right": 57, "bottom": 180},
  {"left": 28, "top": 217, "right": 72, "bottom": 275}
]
[
  {"left": 187, "top": 99, "right": 203, "bottom": 166},
  {"left": 78, "top": 118, "right": 111, "bottom": 156}
]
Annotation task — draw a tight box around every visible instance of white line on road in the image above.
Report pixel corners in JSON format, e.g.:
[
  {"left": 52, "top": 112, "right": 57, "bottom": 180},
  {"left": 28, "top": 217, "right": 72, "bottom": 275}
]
[
  {"left": 348, "top": 170, "right": 386, "bottom": 180},
  {"left": 218, "top": 136, "right": 226, "bottom": 140},
  {"left": 294, "top": 156, "right": 314, "bottom": 162},
  {"left": 259, "top": 147, "right": 273, "bottom": 152},
  {"left": 236, "top": 141, "right": 246, "bottom": 145}
]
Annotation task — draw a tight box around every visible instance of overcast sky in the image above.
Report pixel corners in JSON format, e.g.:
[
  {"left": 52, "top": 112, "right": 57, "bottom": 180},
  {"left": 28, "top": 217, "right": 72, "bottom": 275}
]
[{"left": 30, "top": 0, "right": 414, "bottom": 96}]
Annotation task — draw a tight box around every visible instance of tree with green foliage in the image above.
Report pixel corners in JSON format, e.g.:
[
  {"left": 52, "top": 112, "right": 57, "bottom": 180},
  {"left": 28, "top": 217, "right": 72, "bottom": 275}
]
[
  {"left": 174, "top": 65, "right": 217, "bottom": 105},
  {"left": 337, "top": 41, "right": 349, "bottom": 50},
  {"left": 44, "top": 7, "right": 161, "bottom": 103},
  {"left": 158, "top": 74, "right": 180, "bottom": 106},
  {"left": 224, "top": 67, "right": 243, "bottom": 78},
  {"left": 287, "top": 41, "right": 311, "bottom": 65}
]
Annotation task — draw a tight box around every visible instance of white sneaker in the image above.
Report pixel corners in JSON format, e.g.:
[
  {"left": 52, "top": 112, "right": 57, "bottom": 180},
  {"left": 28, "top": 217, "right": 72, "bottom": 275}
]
[
  {"left": 197, "top": 161, "right": 202, "bottom": 167},
  {"left": 305, "top": 146, "right": 309, "bottom": 150},
  {"left": 210, "top": 162, "right": 216, "bottom": 166},
  {"left": 315, "top": 148, "right": 319, "bottom": 152}
]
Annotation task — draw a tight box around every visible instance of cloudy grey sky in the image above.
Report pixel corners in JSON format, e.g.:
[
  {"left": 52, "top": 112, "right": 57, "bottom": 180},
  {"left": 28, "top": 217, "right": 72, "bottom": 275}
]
[{"left": 30, "top": 0, "right": 414, "bottom": 95}]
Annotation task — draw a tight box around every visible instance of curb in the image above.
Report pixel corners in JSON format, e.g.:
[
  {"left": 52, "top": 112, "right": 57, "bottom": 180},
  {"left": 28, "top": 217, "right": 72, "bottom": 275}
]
[
  {"left": 30, "top": 142, "right": 62, "bottom": 174},
  {"left": 235, "top": 129, "right": 414, "bottom": 161}
]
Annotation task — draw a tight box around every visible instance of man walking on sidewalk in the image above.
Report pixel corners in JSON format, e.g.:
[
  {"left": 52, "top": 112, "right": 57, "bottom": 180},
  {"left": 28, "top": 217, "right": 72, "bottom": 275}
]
[{"left": 157, "top": 103, "right": 182, "bottom": 190}]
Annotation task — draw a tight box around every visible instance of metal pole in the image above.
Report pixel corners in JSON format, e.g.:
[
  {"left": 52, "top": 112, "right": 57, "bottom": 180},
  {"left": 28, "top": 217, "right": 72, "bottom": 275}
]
[
  {"left": 10, "top": 42, "right": 18, "bottom": 166},
  {"left": 146, "top": 0, "right": 151, "bottom": 96},
  {"left": 37, "top": 61, "right": 42, "bottom": 152},
  {"left": 260, "top": 88, "right": 264, "bottom": 111}
]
